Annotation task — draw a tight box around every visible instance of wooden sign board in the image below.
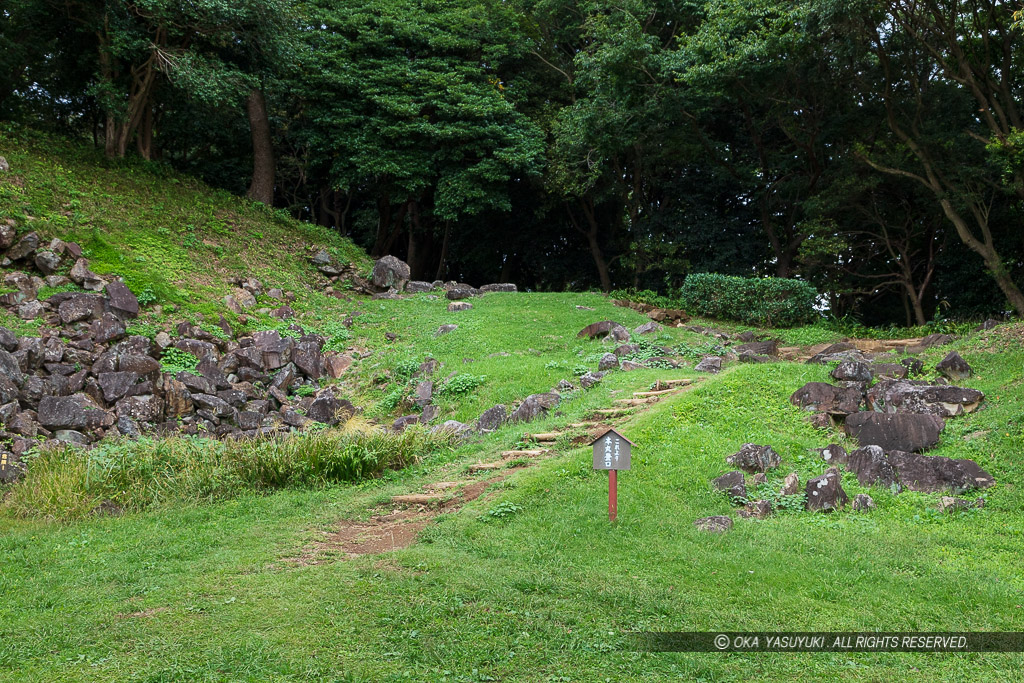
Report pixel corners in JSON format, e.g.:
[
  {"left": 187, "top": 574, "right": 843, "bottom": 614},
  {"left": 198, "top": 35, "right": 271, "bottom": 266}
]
[{"left": 591, "top": 428, "right": 633, "bottom": 471}]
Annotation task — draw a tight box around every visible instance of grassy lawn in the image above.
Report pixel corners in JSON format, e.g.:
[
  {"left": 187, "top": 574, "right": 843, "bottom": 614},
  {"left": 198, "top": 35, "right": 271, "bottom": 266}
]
[
  {"left": 2, "top": 315, "right": 1022, "bottom": 681},
  {"left": 1, "top": 130, "right": 1022, "bottom": 681}
]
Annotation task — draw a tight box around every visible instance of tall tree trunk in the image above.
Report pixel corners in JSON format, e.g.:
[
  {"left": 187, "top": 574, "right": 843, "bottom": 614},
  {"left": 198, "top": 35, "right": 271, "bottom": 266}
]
[
  {"left": 435, "top": 221, "right": 451, "bottom": 281},
  {"left": 245, "top": 89, "right": 275, "bottom": 205},
  {"left": 568, "top": 199, "right": 612, "bottom": 292}
]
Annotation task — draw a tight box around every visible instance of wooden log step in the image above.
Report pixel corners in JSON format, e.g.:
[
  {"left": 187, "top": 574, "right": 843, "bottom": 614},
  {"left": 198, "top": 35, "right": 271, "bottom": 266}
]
[
  {"left": 426, "top": 481, "right": 464, "bottom": 491},
  {"left": 614, "top": 398, "right": 656, "bottom": 406},
  {"left": 526, "top": 432, "right": 560, "bottom": 442},
  {"left": 392, "top": 493, "right": 445, "bottom": 506},
  {"left": 501, "top": 449, "right": 548, "bottom": 458},
  {"left": 565, "top": 422, "right": 595, "bottom": 428},
  {"left": 592, "top": 408, "right": 630, "bottom": 416},
  {"left": 654, "top": 378, "right": 692, "bottom": 389},
  {"left": 633, "top": 388, "right": 680, "bottom": 398},
  {"left": 468, "top": 462, "right": 504, "bottom": 473}
]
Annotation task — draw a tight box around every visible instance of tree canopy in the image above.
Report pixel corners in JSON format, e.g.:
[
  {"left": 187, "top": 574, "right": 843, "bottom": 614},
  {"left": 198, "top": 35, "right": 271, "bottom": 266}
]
[{"left": 2, "top": 0, "right": 1022, "bottom": 322}]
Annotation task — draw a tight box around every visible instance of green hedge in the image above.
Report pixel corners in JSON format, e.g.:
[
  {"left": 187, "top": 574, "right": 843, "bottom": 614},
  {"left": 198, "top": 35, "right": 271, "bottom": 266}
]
[{"left": 679, "top": 273, "right": 819, "bottom": 327}]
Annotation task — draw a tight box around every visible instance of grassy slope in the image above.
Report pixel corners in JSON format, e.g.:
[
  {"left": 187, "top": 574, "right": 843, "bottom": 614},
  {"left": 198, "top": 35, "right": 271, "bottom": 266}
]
[
  {"left": 0, "top": 131, "right": 1022, "bottom": 681},
  {"left": 0, "top": 125, "right": 369, "bottom": 337}
]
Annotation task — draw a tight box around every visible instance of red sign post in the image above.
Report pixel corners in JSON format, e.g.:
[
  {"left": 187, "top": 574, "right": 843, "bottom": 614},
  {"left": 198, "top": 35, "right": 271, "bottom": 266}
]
[{"left": 590, "top": 428, "right": 633, "bottom": 522}]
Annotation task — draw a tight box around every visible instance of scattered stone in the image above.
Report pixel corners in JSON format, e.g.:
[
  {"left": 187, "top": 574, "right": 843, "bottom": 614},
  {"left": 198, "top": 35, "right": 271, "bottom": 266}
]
[
  {"left": 576, "top": 320, "right": 630, "bottom": 342},
  {"left": 694, "top": 356, "right": 722, "bottom": 374},
  {"left": 780, "top": 472, "right": 800, "bottom": 496},
  {"left": 479, "top": 283, "right": 517, "bottom": 293},
  {"left": 694, "top": 516, "right": 733, "bottom": 533},
  {"left": 619, "top": 360, "right": 644, "bottom": 371},
  {"left": 806, "top": 342, "right": 857, "bottom": 364},
  {"left": 975, "top": 319, "right": 999, "bottom": 331},
  {"left": 738, "top": 500, "right": 772, "bottom": 519},
  {"left": 936, "top": 351, "right": 972, "bottom": 381},
  {"left": 7, "top": 232, "right": 40, "bottom": 261},
  {"left": 435, "top": 324, "right": 458, "bottom": 337},
  {"left": 919, "top": 333, "right": 956, "bottom": 348},
  {"left": 736, "top": 340, "right": 778, "bottom": 357},
  {"left": 819, "top": 443, "right": 848, "bottom": 465},
  {"left": 789, "top": 382, "right": 863, "bottom": 415},
  {"left": 598, "top": 353, "right": 619, "bottom": 371},
  {"left": 805, "top": 467, "right": 848, "bottom": 511},
  {"left": 476, "top": 404, "right": 508, "bottom": 432},
  {"left": 371, "top": 255, "right": 411, "bottom": 291},
  {"left": 406, "top": 281, "right": 434, "bottom": 293},
  {"left": 509, "top": 393, "right": 560, "bottom": 424},
  {"left": 17, "top": 300, "right": 44, "bottom": 320},
  {"left": 886, "top": 450, "right": 995, "bottom": 493},
  {"left": 938, "top": 496, "right": 984, "bottom": 513},
  {"left": 447, "top": 301, "right": 473, "bottom": 312},
  {"left": 232, "top": 288, "right": 257, "bottom": 308},
  {"left": 805, "top": 412, "right": 835, "bottom": 430},
  {"left": 830, "top": 362, "right": 873, "bottom": 384},
  {"left": 853, "top": 493, "right": 876, "bottom": 511},
  {"left": 69, "top": 258, "right": 106, "bottom": 291},
  {"left": 579, "top": 371, "right": 605, "bottom": 389},
  {"left": 725, "top": 443, "right": 781, "bottom": 474},
  {"left": 634, "top": 321, "right": 662, "bottom": 336},
  {"left": 847, "top": 445, "right": 900, "bottom": 489},
  {"left": 866, "top": 379, "right": 983, "bottom": 417},
  {"left": 900, "top": 357, "right": 925, "bottom": 377},
  {"left": 307, "top": 393, "right": 355, "bottom": 425},
  {"left": 752, "top": 472, "right": 767, "bottom": 485},
  {"left": 445, "top": 285, "right": 478, "bottom": 300},
  {"left": 105, "top": 281, "right": 140, "bottom": 318},
  {"left": 869, "top": 363, "right": 908, "bottom": 380},
  {"left": 847, "top": 409, "right": 943, "bottom": 451},
  {"left": 713, "top": 471, "right": 748, "bottom": 501}
]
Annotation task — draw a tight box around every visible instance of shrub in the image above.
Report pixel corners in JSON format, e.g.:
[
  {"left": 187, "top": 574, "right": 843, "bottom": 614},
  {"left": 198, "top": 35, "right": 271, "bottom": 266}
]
[{"left": 679, "top": 273, "right": 819, "bottom": 327}]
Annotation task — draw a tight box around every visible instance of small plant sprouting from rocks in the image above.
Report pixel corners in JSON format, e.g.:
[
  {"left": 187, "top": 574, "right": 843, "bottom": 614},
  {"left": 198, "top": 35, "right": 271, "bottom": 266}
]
[{"left": 160, "top": 347, "right": 199, "bottom": 374}]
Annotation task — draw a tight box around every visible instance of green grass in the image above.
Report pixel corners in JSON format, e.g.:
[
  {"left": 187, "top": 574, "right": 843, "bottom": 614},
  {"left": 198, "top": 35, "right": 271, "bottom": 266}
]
[
  {"left": 1, "top": 334, "right": 1022, "bottom": 681},
  {"left": 0, "top": 125, "right": 370, "bottom": 318},
  {"left": 1, "top": 128, "right": 1022, "bottom": 681}
]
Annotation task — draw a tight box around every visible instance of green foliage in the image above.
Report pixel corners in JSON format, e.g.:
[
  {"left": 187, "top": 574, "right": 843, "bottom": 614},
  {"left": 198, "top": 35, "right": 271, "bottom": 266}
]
[
  {"left": 392, "top": 359, "right": 421, "bottom": 381},
  {"left": 484, "top": 501, "right": 523, "bottom": 520},
  {"left": 136, "top": 287, "right": 157, "bottom": 307},
  {"left": 160, "top": 347, "right": 199, "bottom": 374},
  {"left": 2, "top": 427, "right": 457, "bottom": 520},
  {"left": 609, "top": 288, "right": 682, "bottom": 310},
  {"left": 679, "top": 273, "right": 820, "bottom": 327},
  {"left": 293, "top": 384, "right": 316, "bottom": 397},
  {"left": 439, "top": 373, "right": 486, "bottom": 396}
]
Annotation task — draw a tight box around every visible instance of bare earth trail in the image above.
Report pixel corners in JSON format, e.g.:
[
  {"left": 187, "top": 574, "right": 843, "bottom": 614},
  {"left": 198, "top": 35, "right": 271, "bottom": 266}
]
[{"left": 289, "top": 378, "right": 702, "bottom": 564}]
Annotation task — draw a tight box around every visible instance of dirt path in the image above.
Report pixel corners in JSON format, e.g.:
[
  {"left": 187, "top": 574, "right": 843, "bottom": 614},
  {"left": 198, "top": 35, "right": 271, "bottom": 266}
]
[{"left": 287, "top": 379, "right": 701, "bottom": 564}]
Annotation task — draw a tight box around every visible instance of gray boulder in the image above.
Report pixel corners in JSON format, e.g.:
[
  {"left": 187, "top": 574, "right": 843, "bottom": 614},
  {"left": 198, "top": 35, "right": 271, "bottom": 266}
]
[
  {"left": 831, "top": 362, "right": 873, "bottom": 384},
  {"left": 371, "top": 255, "right": 411, "bottom": 291},
  {"left": 579, "top": 371, "right": 605, "bottom": 389},
  {"left": 105, "top": 281, "right": 140, "bottom": 319},
  {"left": 598, "top": 353, "right": 619, "bottom": 371},
  {"left": 805, "top": 467, "right": 848, "bottom": 511},
  {"left": 844, "top": 412, "right": 945, "bottom": 452},
  {"left": 866, "top": 379, "right": 983, "bottom": 417},
  {"left": 847, "top": 445, "right": 900, "bottom": 489},
  {"left": 38, "top": 394, "right": 114, "bottom": 430},
  {"left": 936, "top": 352, "right": 972, "bottom": 382},
  {"left": 509, "top": 393, "right": 559, "bottom": 424},
  {"left": 725, "top": 443, "right": 781, "bottom": 474},
  {"left": 476, "top": 404, "right": 508, "bottom": 432},
  {"left": 694, "top": 356, "right": 722, "bottom": 374},
  {"left": 576, "top": 320, "right": 630, "bottom": 342},
  {"left": 789, "top": 382, "right": 863, "bottom": 415},
  {"left": 694, "top": 516, "right": 733, "bottom": 533},
  {"left": 479, "top": 283, "right": 517, "bottom": 293}
]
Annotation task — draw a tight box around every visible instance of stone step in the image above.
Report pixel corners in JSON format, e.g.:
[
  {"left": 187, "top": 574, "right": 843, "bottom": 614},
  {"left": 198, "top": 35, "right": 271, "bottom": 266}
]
[{"left": 391, "top": 493, "right": 445, "bottom": 506}]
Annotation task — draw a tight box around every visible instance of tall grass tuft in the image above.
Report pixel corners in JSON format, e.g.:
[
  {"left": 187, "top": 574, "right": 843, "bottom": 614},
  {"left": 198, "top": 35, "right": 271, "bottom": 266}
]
[{"left": 2, "top": 426, "right": 457, "bottom": 521}]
